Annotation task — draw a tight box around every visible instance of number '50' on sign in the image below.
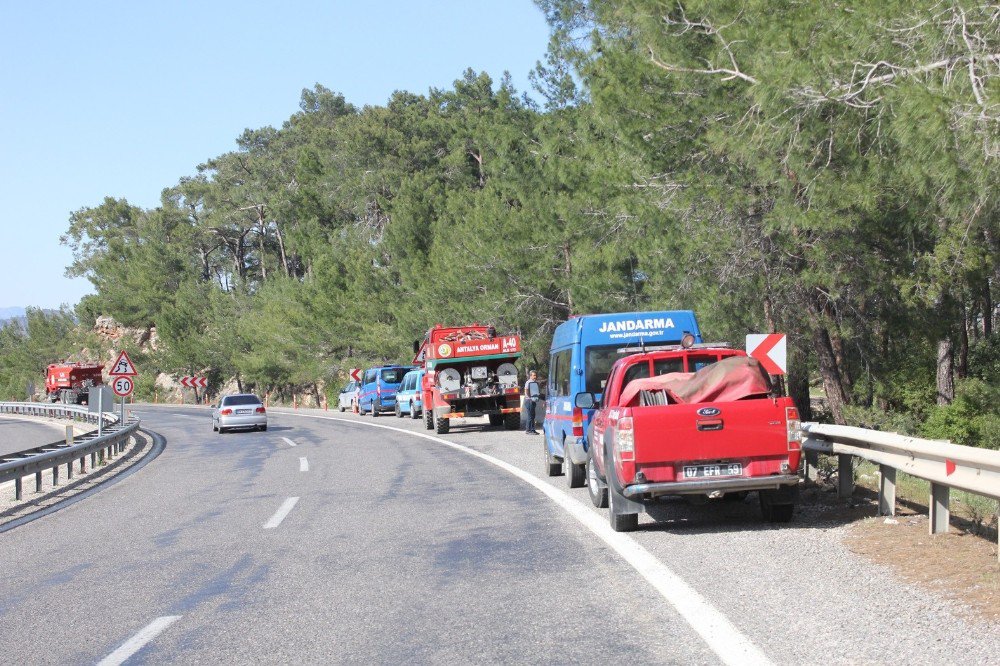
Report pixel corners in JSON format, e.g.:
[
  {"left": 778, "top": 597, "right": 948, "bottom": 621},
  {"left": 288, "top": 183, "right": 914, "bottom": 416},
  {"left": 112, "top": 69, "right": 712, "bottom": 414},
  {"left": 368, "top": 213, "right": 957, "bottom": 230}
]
[{"left": 112, "top": 376, "right": 134, "bottom": 397}]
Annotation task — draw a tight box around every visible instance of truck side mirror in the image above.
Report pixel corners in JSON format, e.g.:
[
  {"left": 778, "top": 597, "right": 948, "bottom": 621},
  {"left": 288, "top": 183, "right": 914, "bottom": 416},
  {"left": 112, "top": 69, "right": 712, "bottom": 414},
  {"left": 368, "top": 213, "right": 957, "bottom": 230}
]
[{"left": 574, "top": 392, "right": 595, "bottom": 409}]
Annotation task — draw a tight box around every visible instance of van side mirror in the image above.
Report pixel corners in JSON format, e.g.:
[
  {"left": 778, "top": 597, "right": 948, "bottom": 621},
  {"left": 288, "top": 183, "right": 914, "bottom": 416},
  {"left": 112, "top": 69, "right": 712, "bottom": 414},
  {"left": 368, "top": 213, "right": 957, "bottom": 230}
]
[{"left": 574, "top": 392, "right": 595, "bottom": 409}]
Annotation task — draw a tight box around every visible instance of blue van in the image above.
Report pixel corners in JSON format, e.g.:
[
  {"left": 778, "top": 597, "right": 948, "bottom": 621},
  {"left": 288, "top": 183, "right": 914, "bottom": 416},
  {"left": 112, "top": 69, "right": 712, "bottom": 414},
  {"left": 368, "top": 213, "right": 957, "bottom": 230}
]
[
  {"left": 394, "top": 368, "right": 425, "bottom": 418},
  {"left": 543, "top": 311, "right": 702, "bottom": 484},
  {"left": 359, "top": 365, "right": 412, "bottom": 417}
]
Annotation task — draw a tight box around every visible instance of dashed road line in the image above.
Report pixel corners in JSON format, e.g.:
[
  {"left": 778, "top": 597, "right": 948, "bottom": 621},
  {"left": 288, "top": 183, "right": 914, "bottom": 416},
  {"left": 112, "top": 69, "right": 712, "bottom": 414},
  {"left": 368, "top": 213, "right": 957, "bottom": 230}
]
[
  {"left": 299, "top": 457, "right": 309, "bottom": 472},
  {"left": 97, "top": 615, "right": 181, "bottom": 666},
  {"left": 263, "top": 497, "right": 299, "bottom": 529},
  {"left": 281, "top": 437, "right": 297, "bottom": 447},
  {"left": 274, "top": 411, "right": 772, "bottom": 666}
]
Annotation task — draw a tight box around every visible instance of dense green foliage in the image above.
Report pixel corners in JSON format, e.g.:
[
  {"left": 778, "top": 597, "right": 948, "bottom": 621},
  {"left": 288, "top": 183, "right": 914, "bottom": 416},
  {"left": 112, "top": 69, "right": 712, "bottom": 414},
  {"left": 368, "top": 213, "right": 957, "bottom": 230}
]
[{"left": 7, "top": 2, "right": 998, "bottom": 445}]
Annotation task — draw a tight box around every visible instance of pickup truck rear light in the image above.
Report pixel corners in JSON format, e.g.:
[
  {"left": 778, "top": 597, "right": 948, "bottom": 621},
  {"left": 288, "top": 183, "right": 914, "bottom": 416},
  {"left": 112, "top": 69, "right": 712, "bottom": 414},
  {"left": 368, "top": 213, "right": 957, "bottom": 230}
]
[
  {"left": 572, "top": 408, "right": 584, "bottom": 437},
  {"left": 786, "top": 406, "right": 801, "bottom": 450},
  {"left": 615, "top": 416, "right": 635, "bottom": 462},
  {"left": 255, "top": 406, "right": 266, "bottom": 414},
  {"left": 220, "top": 408, "right": 233, "bottom": 415}
]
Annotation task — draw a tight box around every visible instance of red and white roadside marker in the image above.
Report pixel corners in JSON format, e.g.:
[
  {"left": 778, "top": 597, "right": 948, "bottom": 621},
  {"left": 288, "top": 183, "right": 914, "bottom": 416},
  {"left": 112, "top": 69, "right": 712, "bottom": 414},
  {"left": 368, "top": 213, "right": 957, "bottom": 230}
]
[
  {"left": 349, "top": 368, "right": 362, "bottom": 382},
  {"left": 746, "top": 333, "right": 787, "bottom": 375}
]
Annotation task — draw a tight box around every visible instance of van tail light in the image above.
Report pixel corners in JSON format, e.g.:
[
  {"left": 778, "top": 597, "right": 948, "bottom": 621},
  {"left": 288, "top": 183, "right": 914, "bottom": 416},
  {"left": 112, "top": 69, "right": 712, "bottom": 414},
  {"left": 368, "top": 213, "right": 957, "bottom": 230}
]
[
  {"left": 256, "top": 406, "right": 266, "bottom": 414},
  {"left": 786, "top": 406, "right": 801, "bottom": 450},
  {"left": 220, "top": 408, "right": 233, "bottom": 415},
  {"left": 572, "top": 408, "right": 584, "bottom": 437},
  {"left": 615, "top": 416, "right": 635, "bottom": 462}
]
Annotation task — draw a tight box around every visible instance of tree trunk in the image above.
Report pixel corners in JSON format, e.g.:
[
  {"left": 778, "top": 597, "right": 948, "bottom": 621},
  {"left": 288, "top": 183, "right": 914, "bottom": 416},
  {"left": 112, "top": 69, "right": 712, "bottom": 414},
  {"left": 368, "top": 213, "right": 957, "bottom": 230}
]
[
  {"left": 936, "top": 338, "right": 955, "bottom": 405},
  {"left": 787, "top": 362, "right": 812, "bottom": 421},
  {"left": 957, "top": 307, "right": 969, "bottom": 379},
  {"left": 562, "top": 240, "right": 574, "bottom": 314},
  {"left": 813, "top": 325, "right": 850, "bottom": 424}
]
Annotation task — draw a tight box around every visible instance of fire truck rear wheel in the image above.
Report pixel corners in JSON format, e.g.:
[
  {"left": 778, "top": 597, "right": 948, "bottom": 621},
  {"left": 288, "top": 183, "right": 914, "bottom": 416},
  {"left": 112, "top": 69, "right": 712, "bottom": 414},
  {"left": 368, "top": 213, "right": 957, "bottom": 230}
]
[
  {"left": 424, "top": 407, "right": 434, "bottom": 430},
  {"left": 435, "top": 413, "right": 450, "bottom": 434},
  {"left": 503, "top": 413, "right": 519, "bottom": 430},
  {"left": 488, "top": 413, "right": 503, "bottom": 427}
]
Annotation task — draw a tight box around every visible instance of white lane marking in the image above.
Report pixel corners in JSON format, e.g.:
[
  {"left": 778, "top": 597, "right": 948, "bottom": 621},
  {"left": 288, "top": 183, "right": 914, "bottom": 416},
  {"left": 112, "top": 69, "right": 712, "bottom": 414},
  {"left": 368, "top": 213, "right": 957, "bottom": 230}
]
[
  {"left": 281, "top": 437, "right": 296, "bottom": 447},
  {"left": 97, "top": 615, "right": 182, "bottom": 666},
  {"left": 273, "top": 412, "right": 771, "bottom": 666},
  {"left": 263, "top": 497, "right": 299, "bottom": 529},
  {"left": 299, "top": 457, "right": 309, "bottom": 472}
]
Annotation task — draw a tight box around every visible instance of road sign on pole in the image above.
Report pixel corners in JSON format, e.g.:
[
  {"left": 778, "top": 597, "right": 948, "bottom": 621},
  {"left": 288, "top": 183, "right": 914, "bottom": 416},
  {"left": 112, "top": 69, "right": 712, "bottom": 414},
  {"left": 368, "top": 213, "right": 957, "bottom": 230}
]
[
  {"left": 349, "top": 368, "right": 362, "bottom": 382},
  {"left": 112, "top": 376, "right": 134, "bottom": 397},
  {"left": 179, "top": 376, "right": 208, "bottom": 388},
  {"left": 109, "top": 350, "right": 138, "bottom": 376},
  {"left": 746, "top": 334, "right": 787, "bottom": 375}
]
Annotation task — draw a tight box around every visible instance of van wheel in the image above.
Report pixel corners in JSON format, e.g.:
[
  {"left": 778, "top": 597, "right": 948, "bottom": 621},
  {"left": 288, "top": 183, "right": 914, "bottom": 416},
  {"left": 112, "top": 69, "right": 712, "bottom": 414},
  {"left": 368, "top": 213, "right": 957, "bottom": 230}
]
[
  {"left": 395, "top": 403, "right": 402, "bottom": 418},
  {"left": 566, "top": 449, "right": 585, "bottom": 488},
  {"left": 587, "top": 454, "right": 608, "bottom": 508},
  {"left": 544, "top": 443, "right": 562, "bottom": 477},
  {"left": 435, "top": 413, "right": 450, "bottom": 434},
  {"left": 372, "top": 403, "right": 379, "bottom": 417},
  {"left": 410, "top": 406, "right": 419, "bottom": 420},
  {"left": 338, "top": 403, "right": 345, "bottom": 413},
  {"left": 424, "top": 407, "right": 434, "bottom": 430}
]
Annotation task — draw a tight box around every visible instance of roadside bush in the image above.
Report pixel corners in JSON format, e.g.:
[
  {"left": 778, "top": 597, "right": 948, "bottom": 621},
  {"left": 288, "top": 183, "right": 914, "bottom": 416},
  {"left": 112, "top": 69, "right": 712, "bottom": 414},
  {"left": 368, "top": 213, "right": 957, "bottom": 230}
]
[{"left": 920, "top": 379, "right": 1000, "bottom": 450}]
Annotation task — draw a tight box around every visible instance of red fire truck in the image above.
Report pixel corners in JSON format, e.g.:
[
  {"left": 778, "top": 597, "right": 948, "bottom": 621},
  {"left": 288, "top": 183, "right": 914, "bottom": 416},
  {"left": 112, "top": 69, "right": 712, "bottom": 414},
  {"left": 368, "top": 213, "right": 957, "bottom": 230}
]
[
  {"left": 45, "top": 362, "right": 105, "bottom": 404},
  {"left": 414, "top": 324, "right": 523, "bottom": 434}
]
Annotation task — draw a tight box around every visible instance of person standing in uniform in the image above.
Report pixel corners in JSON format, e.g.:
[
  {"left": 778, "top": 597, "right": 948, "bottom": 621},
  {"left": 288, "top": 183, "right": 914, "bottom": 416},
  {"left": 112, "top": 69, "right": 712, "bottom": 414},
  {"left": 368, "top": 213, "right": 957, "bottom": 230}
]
[{"left": 524, "top": 370, "right": 540, "bottom": 434}]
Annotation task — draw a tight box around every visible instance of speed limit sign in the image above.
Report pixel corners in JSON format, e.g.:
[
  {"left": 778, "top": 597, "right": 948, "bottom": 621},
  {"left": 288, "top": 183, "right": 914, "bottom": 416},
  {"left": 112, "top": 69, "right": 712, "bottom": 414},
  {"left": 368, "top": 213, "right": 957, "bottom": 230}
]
[{"left": 111, "top": 376, "right": 134, "bottom": 397}]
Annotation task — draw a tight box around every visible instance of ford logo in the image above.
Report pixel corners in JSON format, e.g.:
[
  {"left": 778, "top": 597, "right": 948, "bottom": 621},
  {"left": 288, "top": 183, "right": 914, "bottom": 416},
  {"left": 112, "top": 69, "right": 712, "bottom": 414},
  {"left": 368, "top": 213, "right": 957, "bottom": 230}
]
[{"left": 697, "top": 407, "right": 721, "bottom": 417}]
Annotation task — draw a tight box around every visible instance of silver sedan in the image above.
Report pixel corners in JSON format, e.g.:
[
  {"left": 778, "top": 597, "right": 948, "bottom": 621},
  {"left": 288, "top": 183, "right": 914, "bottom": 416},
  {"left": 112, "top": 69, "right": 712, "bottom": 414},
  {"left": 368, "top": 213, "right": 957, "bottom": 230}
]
[{"left": 213, "top": 394, "right": 267, "bottom": 433}]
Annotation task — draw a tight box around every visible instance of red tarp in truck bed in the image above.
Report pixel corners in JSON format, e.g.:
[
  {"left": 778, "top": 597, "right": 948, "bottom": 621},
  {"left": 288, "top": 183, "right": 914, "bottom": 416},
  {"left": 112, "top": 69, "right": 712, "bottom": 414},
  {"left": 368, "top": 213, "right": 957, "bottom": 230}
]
[{"left": 620, "top": 356, "right": 773, "bottom": 407}]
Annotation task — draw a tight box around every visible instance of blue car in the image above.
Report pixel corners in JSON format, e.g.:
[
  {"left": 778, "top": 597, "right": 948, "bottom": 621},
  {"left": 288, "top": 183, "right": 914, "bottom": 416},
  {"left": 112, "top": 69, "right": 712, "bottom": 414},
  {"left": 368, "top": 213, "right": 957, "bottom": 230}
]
[
  {"left": 394, "top": 368, "right": 425, "bottom": 419},
  {"left": 543, "top": 311, "right": 702, "bottom": 486},
  {"left": 359, "top": 365, "right": 412, "bottom": 417}
]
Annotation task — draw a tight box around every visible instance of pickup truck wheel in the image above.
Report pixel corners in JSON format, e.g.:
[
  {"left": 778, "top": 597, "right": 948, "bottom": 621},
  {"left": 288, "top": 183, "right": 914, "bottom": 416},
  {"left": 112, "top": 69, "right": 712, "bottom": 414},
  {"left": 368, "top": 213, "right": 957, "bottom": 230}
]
[
  {"left": 544, "top": 443, "right": 562, "bottom": 477},
  {"left": 608, "top": 487, "right": 639, "bottom": 532},
  {"left": 565, "top": 447, "right": 585, "bottom": 488},
  {"left": 435, "top": 413, "right": 450, "bottom": 434},
  {"left": 586, "top": 455, "right": 608, "bottom": 508},
  {"left": 759, "top": 490, "right": 795, "bottom": 523},
  {"left": 424, "top": 406, "right": 434, "bottom": 430},
  {"left": 503, "top": 413, "right": 519, "bottom": 430}
]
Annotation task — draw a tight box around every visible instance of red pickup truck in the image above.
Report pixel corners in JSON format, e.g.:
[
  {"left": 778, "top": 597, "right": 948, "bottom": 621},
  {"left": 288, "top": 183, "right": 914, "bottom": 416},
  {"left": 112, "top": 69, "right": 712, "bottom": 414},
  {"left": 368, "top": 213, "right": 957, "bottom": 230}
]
[{"left": 581, "top": 346, "right": 802, "bottom": 531}]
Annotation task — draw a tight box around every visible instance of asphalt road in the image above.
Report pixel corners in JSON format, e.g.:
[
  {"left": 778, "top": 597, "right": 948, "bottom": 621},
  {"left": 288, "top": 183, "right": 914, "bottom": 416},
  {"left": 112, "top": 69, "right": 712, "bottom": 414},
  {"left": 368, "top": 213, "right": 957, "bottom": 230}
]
[
  {"left": 0, "top": 405, "right": 996, "bottom": 664},
  {"left": 0, "top": 416, "right": 66, "bottom": 457}
]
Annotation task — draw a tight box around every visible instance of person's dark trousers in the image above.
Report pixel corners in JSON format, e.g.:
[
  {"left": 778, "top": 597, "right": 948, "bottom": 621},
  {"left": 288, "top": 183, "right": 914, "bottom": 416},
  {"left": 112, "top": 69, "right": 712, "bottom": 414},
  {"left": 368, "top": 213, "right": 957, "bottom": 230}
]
[{"left": 525, "top": 398, "right": 537, "bottom": 433}]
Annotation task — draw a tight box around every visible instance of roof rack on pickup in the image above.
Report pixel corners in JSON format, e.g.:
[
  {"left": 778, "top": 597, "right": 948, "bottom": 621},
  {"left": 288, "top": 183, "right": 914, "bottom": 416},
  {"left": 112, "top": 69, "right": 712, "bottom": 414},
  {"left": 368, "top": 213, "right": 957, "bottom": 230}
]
[{"left": 616, "top": 342, "right": 732, "bottom": 355}]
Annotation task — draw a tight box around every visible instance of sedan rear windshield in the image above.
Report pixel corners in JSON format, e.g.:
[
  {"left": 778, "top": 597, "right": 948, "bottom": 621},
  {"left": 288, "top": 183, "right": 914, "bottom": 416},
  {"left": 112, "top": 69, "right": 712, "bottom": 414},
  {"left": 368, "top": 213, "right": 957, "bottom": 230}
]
[
  {"left": 223, "top": 395, "right": 262, "bottom": 406},
  {"left": 380, "top": 368, "right": 406, "bottom": 384}
]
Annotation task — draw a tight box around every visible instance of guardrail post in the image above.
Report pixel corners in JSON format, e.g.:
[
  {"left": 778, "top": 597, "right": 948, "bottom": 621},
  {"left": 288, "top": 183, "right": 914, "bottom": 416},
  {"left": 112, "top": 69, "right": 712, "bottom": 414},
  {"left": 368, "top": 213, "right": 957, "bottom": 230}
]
[
  {"left": 52, "top": 463, "right": 58, "bottom": 486},
  {"left": 35, "top": 471, "right": 41, "bottom": 492},
  {"left": 80, "top": 455, "right": 86, "bottom": 473},
  {"left": 838, "top": 454, "right": 854, "bottom": 498},
  {"left": 65, "top": 426, "right": 74, "bottom": 479},
  {"left": 878, "top": 465, "right": 896, "bottom": 516},
  {"left": 929, "top": 483, "right": 950, "bottom": 534},
  {"left": 803, "top": 450, "right": 820, "bottom": 481},
  {"left": 15, "top": 477, "right": 22, "bottom": 500}
]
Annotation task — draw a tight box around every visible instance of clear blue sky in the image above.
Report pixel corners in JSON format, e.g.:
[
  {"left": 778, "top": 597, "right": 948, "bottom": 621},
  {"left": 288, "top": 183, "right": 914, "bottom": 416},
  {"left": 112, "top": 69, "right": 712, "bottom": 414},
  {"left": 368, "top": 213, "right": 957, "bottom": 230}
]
[{"left": 0, "top": 1, "right": 551, "bottom": 310}]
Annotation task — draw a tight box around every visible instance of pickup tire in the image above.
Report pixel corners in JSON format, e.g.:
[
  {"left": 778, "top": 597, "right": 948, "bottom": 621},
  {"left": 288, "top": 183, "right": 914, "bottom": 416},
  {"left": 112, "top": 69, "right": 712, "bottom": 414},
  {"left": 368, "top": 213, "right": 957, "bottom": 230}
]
[
  {"left": 759, "top": 489, "right": 795, "bottom": 523},
  {"left": 586, "top": 454, "right": 608, "bottom": 508},
  {"left": 435, "top": 413, "right": 450, "bottom": 434},
  {"left": 608, "top": 486, "right": 639, "bottom": 532},
  {"left": 565, "top": 445, "right": 585, "bottom": 488},
  {"left": 424, "top": 406, "right": 434, "bottom": 430},
  {"left": 503, "top": 413, "right": 519, "bottom": 430},
  {"left": 544, "top": 443, "right": 562, "bottom": 477}
]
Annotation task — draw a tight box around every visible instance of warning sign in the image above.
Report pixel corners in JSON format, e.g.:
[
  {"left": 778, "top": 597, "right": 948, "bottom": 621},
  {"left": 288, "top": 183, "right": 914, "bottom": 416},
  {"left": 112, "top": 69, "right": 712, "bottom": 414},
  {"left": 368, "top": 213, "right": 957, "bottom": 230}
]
[{"left": 109, "top": 350, "right": 138, "bottom": 376}]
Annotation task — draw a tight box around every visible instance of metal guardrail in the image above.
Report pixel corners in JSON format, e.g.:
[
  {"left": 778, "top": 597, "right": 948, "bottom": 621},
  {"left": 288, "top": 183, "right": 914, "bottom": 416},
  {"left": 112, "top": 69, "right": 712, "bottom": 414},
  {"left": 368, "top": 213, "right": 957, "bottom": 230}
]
[
  {"left": 801, "top": 422, "right": 1000, "bottom": 560},
  {"left": 0, "top": 402, "right": 140, "bottom": 501}
]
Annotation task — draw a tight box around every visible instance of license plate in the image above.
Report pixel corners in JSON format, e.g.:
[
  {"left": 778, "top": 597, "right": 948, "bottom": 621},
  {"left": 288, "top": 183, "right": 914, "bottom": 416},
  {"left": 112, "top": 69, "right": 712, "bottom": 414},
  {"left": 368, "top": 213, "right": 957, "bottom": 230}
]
[
  {"left": 683, "top": 463, "right": 742, "bottom": 478},
  {"left": 236, "top": 409, "right": 251, "bottom": 415}
]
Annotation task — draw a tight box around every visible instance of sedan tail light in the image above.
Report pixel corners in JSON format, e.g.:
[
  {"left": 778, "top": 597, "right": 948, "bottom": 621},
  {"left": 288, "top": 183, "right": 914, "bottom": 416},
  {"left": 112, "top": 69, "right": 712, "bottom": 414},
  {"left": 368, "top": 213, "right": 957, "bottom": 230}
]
[
  {"left": 220, "top": 408, "right": 233, "bottom": 415},
  {"left": 256, "top": 406, "right": 266, "bottom": 414}
]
